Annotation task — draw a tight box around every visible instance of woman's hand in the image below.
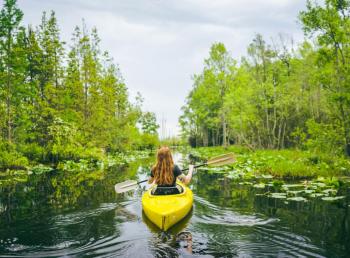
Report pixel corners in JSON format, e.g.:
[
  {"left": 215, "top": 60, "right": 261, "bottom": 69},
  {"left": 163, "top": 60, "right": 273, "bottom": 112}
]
[
  {"left": 188, "top": 164, "right": 195, "bottom": 174},
  {"left": 182, "top": 164, "right": 194, "bottom": 185}
]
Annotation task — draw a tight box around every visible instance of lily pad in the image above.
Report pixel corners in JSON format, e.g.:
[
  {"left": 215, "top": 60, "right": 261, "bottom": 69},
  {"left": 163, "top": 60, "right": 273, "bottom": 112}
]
[
  {"left": 287, "top": 190, "right": 304, "bottom": 196},
  {"left": 311, "top": 182, "right": 326, "bottom": 188},
  {"left": 309, "top": 193, "right": 324, "bottom": 198},
  {"left": 287, "top": 196, "right": 307, "bottom": 202},
  {"left": 32, "top": 165, "right": 54, "bottom": 175},
  {"left": 304, "top": 189, "right": 315, "bottom": 194},
  {"left": 261, "top": 174, "right": 273, "bottom": 179},
  {"left": 282, "top": 184, "right": 304, "bottom": 189},
  {"left": 253, "top": 183, "right": 266, "bottom": 189},
  {"left": 226, "top": 173, "right": 241, "bottom": 179},
  {"left": 269, "top": 193, "right": 287, "bottom": 199},
  {"left": 239, "top": 181, "right": 253, "bottom": 185},
  {"left": 13, "top": 170, "right": 27, "bottom": 176},
  {"left": 321, "top": 196, "right": 345, "bottom": 201},
  {"left": 255, "top": 193, "right": 267, "bottom": 196},
  {"left": 322, "top": 189, "right": 337, "bottom": 195}
]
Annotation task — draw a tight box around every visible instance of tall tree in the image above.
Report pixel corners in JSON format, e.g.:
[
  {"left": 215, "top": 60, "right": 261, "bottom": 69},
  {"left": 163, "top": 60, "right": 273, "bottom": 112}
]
[
  {"left": 139, "top": 111, "right": 159, "bottom": 135},
  {"left": 205, "top": 43, "right": 235, "bottom": 147},
  {"left": 37, "top": 11, "right": 65, "bottom": 107},
  {"left": 0, "top": 0, "right": 24, "bottom": 142},
  {"left": 300, "top": 0, "right": 350, "bottom": 156}
]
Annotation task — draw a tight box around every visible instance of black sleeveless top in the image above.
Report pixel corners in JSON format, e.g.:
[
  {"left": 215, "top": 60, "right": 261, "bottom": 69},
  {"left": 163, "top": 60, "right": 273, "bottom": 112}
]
[{"left": 150, "top": 164, "right": 183, "bottom": 187}]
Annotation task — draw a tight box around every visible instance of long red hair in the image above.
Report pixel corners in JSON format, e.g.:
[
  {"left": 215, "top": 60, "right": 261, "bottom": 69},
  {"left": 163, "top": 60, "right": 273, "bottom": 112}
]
[{"left": 151, "top": 146, "right": 174, "bottom": 185}]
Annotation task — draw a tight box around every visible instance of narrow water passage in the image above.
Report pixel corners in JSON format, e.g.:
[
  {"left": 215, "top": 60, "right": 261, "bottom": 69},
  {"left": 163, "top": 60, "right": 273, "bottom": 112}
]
[{"left": 0, "top": 152, "right": 349, "bottom": 257}]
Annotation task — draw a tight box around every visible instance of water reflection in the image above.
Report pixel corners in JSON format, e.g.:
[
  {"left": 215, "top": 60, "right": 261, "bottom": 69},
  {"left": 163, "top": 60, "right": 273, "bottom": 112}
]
[
  {"left": 0, "top": 152, "right": 349, "bottom": 257},
  {"left": 143, "top": 210, "right": 193, "bottom": 257}
]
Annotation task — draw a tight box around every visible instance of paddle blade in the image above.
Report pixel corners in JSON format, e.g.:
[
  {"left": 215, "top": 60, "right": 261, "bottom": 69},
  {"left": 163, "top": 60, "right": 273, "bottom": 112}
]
[
  {"left": 207, "top": 153, "right": 236, "bottom": 167},
  {"left": 114, "top": 180, "right": 138, "bottom": 193}
]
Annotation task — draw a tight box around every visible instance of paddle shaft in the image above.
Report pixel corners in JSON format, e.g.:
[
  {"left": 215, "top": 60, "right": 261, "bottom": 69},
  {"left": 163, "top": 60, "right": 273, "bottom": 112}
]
[
  {"left": 181, "top": 163, "right": 206, "bottom": 171},
  {"left": 135, "top": 163, "right": 207, "bottom": 185},
  {"left": 116, "top": 154, "right": 235, "bottom": 193}
]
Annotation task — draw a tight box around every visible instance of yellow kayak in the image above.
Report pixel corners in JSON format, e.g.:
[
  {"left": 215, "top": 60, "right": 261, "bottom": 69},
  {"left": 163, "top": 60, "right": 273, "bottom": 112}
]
[{"left": 142, "top": 181, "right": 193, "bottom": 231}]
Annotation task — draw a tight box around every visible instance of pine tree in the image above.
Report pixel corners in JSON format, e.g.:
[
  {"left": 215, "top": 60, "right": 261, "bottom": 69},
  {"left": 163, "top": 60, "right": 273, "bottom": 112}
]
[
  {"left": 37, "top": 11, "right": 65, "bottom": 105},
  {"left": 0, "top": 0, "right": 24, "bottom": 142}
]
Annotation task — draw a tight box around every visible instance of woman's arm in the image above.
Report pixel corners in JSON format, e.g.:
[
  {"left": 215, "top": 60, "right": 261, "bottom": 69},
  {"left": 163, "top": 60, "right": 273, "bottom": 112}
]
[
  {"left": 179, "top": 164, "right": 194, "bottom": 185},
  {"left": 148, "top": 168, "right": 154, "bottom": 184}
]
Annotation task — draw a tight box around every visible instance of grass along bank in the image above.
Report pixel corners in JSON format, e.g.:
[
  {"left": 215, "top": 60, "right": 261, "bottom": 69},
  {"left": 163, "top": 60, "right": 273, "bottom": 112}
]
[
  {"left": 186, "top": 146, "right": 350, "bottom": 202},
  {"left": 0, "top": 150, "right": 153, "bottom": 183},
  {"left": 188, "top": 146, "right": 350, "bottom": 179}
]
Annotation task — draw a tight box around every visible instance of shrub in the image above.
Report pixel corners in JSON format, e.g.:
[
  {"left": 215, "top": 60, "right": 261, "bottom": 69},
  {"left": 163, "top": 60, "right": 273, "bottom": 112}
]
[{"left": 0, "top": 141, "right": 28, "bottom": 169}]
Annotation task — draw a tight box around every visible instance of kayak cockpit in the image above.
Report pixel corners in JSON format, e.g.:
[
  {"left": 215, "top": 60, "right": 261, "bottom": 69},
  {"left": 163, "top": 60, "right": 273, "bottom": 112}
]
[{"left": 151, "top": 184, "right": 184, "bottom": 195}]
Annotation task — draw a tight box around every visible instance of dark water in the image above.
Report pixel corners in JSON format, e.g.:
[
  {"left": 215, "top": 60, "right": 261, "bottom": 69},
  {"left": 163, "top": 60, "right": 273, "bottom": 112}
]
[{"left": 0, "top": 152, "right": 349, "bottom": 257}]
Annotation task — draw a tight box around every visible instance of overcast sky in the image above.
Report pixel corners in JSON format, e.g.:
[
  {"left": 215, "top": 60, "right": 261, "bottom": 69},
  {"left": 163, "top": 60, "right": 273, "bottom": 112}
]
[{"left": 13, "top": 0, "right": 306, "bottom": 137}]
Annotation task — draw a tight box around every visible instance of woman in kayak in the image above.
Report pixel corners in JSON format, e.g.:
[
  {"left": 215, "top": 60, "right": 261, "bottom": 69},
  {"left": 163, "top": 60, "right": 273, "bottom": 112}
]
[{"left": 148, "top": 146, "right": 193, "bottom": 194}]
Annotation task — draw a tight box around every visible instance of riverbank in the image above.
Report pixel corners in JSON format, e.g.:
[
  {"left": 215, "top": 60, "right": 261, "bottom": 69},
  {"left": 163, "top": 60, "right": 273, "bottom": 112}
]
[
  {"left": 0, "top": 150, "right": 153, "bottom": 182},
  {"left": 188, "top": 146, "right": 350, "bottom": 179}
]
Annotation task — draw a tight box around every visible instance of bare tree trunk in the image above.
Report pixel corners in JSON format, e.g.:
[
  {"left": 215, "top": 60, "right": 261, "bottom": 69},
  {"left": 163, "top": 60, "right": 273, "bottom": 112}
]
[
  {"left": 216, "top": 129, "right": 220, "bottom": 146},
  {"left": 340, "top": 103, "right": 350, "bottom": 156},
  {"left": 6, "top": 84, "right": 11, "bottom": 142},
  {"left": 6, "top": 29, "right": 12, "bottom": 143},
  {"left": 211, "top": 129, "right": 215, "bottom": 146},
  {"left": 272, "top": 72, "right": 279, "bottom": 148},
  {"left": 222, "top": 115, "right": 227, "bottom": 147},
  {"left": 256, "top": 127, "right": 262, "bottom": 148},
  {"left": 281, "top": 121, "right": 287, "bottom": 149},
  {"left": 203, "top": 126, "right": 208, "bottom": 147},
  {"left": 277, "top": 117, "right": 283, "bottom": 149},
  {"left": 84, "top": 75, "right": 88, "bottom": 121}
]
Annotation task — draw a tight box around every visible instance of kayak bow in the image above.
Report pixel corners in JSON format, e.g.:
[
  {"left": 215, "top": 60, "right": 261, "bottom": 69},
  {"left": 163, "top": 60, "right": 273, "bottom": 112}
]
[{"left": 141, "top": 181, "right": 193, "bottom": 231}]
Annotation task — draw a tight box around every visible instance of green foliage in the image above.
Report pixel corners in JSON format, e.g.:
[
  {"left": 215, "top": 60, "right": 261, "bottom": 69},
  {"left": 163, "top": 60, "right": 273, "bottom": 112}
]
[
  {"left": 18, "top": 142, "right": 45, "bottom": 162},
  {"left": 0, "top": 0, "right": 157, "bottom": 170},
  {"left": 299, "top": 0, "right": 350, "bottom": 156},
  {"left": 30, "top": 164, "right": 53, "bottom": 175},
  {"left": 180, "top": 43, "right": 235, "bottom": 147},
  {"left": 139, "top": 111, "right": 159, "bottom": 135},
  {"left": 160, "top": 136, "right": 185, "bottom": 147},
  {"left": 193, "top": 145, "right": 350, "bottom": 202},
  {"left": 0, "top": 140, "right": 28, "bottom": 169},
  {"left": 56, "top": 150, "right": 152, "bottom": 172},
  {"left": 192, "top": 146, "right": 350, "bottom": 178},
  {"left": 181, "top": 1, "right": 350, "bottom": 157},
  {"left": 138, "top": 133, "right": 159, "bottom": 150},
  {"left": 0, "top": 0, "right": 26, "bottom": 143},
  {"left": 305, "top": 119, "right": 345, "bottom": 155},
  {"left": 47, "top": 117, "right": 81, "bottom": 160}
]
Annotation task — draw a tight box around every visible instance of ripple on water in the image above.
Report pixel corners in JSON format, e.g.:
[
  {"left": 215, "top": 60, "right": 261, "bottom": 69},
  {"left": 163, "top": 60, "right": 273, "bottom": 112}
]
[
  {"left": 2, "top": 200, "right": 152, "bottom": 257},
  {"left": 253, "top": 226, "right": 326, "bottom": 258},
  {"left": 52, "top": 203, "right": 118, "bottom": 227},
  {"left": 189, "top": 196, "right": 327, "bottom": 257},
  {"left": 193, "top": 196, "right": 278, "bottom": 226},
  {"left": 1, "top": 152, "right": 346, "bottom": 258}
]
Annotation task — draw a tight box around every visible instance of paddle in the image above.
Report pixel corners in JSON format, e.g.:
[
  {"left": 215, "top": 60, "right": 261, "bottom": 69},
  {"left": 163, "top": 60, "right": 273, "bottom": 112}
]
[
  {"left": 114, "top": 153, "right": 236, "bottom": 194},
  {"left": 183, "top": 153, "right": 236, "bottom": 171}
]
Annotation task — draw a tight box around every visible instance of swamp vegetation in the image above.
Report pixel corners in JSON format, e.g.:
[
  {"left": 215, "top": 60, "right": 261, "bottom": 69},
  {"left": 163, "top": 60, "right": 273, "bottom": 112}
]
[
  {"left": 180, "top": 0, "right": 350, "bottom": 160},
  {"left": 0, "top": 0, "right": 350, "bottom": 256},
  {"left": 0, "top": 151, "right": 349, "bottom": 257},
  {"left": 0, "top": 0, "right": 159, "bottom": 172}
]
